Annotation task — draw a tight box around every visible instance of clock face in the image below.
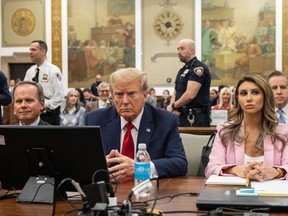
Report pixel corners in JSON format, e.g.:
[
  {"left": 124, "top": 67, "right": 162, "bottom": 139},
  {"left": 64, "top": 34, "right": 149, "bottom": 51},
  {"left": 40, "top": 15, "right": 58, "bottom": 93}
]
[{"left": 153, "top": 10, "right": 183, "bottom": 41}]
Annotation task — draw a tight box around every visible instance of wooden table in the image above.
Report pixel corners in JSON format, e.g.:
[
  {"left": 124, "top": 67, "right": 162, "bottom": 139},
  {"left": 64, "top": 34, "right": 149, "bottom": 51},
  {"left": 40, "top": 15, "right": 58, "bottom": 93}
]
[
  {"left": 179, "top": 126, "right": 217, "bottom": 135},
  {"left": 0, "top": 177, "right": 286, "bottom": 216}
]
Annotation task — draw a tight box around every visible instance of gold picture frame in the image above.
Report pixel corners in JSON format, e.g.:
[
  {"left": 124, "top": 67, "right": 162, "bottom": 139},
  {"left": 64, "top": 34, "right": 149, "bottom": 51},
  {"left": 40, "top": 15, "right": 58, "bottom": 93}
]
[{"left": 1, "top": 0, "right": 45, "bottom": 47}]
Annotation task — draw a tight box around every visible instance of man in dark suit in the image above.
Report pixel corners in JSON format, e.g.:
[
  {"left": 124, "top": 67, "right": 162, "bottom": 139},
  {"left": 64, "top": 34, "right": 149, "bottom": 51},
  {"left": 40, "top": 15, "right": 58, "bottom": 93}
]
[
  {"left": 85, "top": 68, "right": 187, "bottom": 181},
  {"left": 0, "top": 71, "right": 12, "bottom": 124},
  {"left": 13, "top": 81, "right": 49, "bottom": 125}
]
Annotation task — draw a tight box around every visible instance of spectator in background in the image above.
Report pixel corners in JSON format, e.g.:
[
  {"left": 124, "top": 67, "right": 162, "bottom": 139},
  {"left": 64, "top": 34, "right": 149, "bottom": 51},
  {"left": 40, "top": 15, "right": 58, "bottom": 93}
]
[
  {"left": 268, "top": 70, "right": 288, "bottom": 124},
  {"left": 210, "top": 89, "right": 218, "bottom": 105},
  {"left": 9, "top": 79, "right": 15, "bottom": 93},
  {"left": 0, "top": 71, "right": 12, "bottom": 125},
  {"left": 158, "top": 89, "right": 171, "bottom": 110},
  {"left": 211, "top": 84, "right": 228, "bottom": 106},
  {"left": 75, "top": 88, "right": 86, "bottom": 107},
  {"left": 13, "top": 81, "right": 48, "bottom": 125},
  {"left": 60, "top": 89, "right": 86, "bottom": 126},
  {"left": 212, "top": 87, "right": 234, "bottom": 110},
  {"left": 90, "top": 74, "right": 102, "bottom": 97},
  {"left": 3, "top": 78, "right": 17, "bottom": 124},
  {"left": 83, "top": 88, "right": 97, "bottom": 103},
  {"left": 85, "top": 82, "right": 113, "bottom": 112},
  {"left": 147, "top": 87, "right": 157, "bottom": 107}
]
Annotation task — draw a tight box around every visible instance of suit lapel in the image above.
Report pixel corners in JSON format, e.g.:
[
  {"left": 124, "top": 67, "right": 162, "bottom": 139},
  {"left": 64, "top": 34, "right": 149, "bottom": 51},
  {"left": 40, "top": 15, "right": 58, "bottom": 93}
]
[
  {"left": 137, "top": 105, "right": 154, "bottom": 150},
  {"left": 106, "top": 111, "right": 121, "bottom": 151}
]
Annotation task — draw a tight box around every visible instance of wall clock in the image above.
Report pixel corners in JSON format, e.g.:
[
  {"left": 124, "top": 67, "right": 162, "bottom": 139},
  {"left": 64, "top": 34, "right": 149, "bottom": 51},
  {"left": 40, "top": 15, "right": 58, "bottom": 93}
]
[{"left": 153, "top": 9, "right": 183, "bottom": 41}]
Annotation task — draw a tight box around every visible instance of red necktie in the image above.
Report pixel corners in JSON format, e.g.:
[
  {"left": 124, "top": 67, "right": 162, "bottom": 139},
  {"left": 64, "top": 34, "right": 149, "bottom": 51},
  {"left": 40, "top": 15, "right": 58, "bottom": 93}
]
[{"left": 122, "top": 122, "right": 134, "bottom": 159}]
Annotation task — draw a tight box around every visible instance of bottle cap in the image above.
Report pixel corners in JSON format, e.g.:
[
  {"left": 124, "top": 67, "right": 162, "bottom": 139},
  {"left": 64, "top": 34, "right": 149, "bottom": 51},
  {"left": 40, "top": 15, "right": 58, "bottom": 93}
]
[{"left": 138, "top": 143, "right": 146, "bottom": 149}]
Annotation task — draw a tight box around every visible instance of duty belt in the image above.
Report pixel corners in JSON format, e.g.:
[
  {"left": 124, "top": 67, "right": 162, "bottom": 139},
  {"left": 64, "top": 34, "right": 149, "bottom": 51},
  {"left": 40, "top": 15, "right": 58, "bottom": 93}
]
[{"left": 191, "top": 107, "right": 207, "bottom": 114}]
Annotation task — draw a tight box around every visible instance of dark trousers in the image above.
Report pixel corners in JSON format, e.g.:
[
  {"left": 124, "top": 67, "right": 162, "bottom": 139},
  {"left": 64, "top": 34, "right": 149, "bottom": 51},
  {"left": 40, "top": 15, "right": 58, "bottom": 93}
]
[{"left": 40, "top": 106, "right": 60, "bottom": 125}]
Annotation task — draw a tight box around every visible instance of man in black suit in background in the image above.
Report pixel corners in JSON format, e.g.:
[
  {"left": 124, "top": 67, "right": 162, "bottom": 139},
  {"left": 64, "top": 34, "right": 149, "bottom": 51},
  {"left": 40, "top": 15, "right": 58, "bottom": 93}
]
[
  {"left": 0, "top": 71, "right": 12, "bottom": 124},
  {"left": 13, "top": 81, "right": 49, "bottom": 125}
]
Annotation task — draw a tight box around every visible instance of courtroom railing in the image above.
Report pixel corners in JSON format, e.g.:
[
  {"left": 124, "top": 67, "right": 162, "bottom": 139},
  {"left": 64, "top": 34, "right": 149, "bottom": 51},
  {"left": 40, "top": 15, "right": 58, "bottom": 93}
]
[{"left": 179, "top": 126, "right": 217, "bottom": 135}]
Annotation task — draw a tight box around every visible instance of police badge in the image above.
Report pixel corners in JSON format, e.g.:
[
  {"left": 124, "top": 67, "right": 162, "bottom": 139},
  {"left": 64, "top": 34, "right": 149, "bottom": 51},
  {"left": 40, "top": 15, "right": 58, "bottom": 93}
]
[{"left": 194, "top": 67, "right": 204, "bottom": 77}]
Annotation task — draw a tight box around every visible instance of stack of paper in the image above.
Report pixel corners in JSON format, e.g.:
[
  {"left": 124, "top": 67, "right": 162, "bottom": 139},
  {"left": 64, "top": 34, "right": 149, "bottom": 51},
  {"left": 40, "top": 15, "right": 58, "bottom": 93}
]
[
  {"left": 205, "top": 175, "right": 247, "bottom": 186},
  {"left": 251, "top": 180, "right": 288, "bottom": 197}
]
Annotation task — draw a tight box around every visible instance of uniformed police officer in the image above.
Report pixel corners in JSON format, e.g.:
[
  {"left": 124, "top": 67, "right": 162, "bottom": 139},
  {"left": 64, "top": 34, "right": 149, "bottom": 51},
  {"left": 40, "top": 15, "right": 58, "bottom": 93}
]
[
  {"left": 24, "top": 40, "right": 64, "bottom": 125},
  {"left": 167, "top": 39, "right": 211, "bottom": 126}
]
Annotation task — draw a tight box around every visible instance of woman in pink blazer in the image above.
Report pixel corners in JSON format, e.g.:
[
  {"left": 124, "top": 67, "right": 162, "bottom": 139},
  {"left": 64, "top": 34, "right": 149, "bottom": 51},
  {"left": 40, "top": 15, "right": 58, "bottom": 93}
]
[{"left": 206, "top": 74, "right": 288, "bottom": 181}]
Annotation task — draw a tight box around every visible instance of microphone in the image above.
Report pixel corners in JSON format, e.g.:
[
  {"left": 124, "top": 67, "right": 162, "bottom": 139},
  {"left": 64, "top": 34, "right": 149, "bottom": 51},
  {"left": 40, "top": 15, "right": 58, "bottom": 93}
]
[{"left": 70, "top": 180, "right": 93, "bottom": 216}]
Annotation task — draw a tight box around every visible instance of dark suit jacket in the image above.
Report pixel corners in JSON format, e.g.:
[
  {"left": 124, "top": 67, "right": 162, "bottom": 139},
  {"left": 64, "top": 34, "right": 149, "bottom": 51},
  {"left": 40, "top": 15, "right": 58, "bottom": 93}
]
[
  {"left": 0, "top": 71, "right": 12, "bottom": 125},
  {"left": 38, "top": 119, "right": 50, "bottom": 125},
  {"left": 85, "top": 103, "right": 187, "bottom": 178}
]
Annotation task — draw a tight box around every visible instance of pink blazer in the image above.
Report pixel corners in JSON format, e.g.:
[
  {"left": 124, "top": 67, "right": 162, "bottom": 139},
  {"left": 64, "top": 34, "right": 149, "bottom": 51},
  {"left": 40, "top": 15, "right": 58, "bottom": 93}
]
[{"left": 205, "top": 123, "right": 288, "bottom": 180}]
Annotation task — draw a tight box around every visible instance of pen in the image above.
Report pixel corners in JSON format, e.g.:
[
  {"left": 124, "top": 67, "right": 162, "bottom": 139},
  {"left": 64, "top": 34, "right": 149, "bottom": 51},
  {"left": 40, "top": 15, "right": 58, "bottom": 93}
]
[{"left": 246, "top": 178, "right": 250, "bottom": 187}]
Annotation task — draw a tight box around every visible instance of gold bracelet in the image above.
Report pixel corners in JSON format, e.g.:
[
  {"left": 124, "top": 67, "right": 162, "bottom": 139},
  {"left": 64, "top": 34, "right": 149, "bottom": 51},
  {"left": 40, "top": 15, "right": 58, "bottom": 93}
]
[{"left": 275, "top": 167, "right": 284, "bottom": 178}]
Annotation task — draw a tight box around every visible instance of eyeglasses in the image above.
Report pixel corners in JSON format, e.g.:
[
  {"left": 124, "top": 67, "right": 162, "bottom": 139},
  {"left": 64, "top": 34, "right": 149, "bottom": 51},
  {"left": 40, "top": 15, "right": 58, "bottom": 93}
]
[{"left": 99, "top": 90, "right": 110, "bottom": 93}]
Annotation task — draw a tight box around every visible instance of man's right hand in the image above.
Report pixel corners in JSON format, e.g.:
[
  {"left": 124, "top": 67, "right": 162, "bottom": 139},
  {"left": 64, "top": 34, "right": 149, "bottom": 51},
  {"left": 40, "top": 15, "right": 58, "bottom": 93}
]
[{"left": 106, "top": 149, "right": 134, "bottom": 181}]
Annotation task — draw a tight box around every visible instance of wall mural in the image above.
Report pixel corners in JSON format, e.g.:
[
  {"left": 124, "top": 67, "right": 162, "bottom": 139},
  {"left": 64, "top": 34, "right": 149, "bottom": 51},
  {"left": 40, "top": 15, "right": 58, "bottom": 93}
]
[
  {"left": 202, "top": 0, "right": 276, "bottom": 87},
  {"left": 67, "top": 0, "right": 135, "bottom": 88}
]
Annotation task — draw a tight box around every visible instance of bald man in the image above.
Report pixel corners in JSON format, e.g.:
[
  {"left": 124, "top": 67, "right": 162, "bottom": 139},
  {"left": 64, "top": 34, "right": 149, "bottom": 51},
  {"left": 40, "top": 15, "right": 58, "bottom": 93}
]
[{"left": 167, "top": 39, "right": 211, "bottom": 126}]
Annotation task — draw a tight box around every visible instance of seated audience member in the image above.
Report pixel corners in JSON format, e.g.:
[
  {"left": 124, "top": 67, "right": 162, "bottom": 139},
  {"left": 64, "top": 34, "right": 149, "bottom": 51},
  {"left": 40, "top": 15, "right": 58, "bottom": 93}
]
[
  {"left": 212, "top": 87, "right": 234, "bottom": 110},
  {"left": 75, "top": 88, "right": 86, "bottom": 107},
  {"left": 268, "top": 70, "right": 288, "bottom": 124},
  {"left": 210, "top": 84, "right": 228, "bottom": 106},
  {"left": 13, "top": 81, "right": 49, "bottom": 125},
  {"left": 206, "top": 74, "right": 288, "bottom": 181},
  {"left": 209, "top": 89, "right": 218, "bottom": 104},
  {"left": 147, "top": 87, "right": 157, "bottom": 107},
  {"left": 85, "top": 82, "right": 113, "bottom": 112},
  {"left": 83, "top": 88, "right": 97, "bottom": 103},
  {"left": 60, "top": 89, "right": 86, "bottom": 126},
  {"left": 85, "top": 68, "right": 187, "bottom": 181},
  {"left": 157, "top": 89, "right": 171, "bottom": 110}
]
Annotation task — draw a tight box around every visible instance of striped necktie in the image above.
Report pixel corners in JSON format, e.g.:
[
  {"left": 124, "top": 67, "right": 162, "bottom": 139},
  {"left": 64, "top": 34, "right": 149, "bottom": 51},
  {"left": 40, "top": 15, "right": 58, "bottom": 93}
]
[{"left": 277, "top": 109, "right": 286, "bottom": 124}]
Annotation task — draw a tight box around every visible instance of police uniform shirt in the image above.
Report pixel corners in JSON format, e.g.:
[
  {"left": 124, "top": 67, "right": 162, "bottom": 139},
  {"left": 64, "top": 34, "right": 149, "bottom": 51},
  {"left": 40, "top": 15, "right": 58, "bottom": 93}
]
[
  {"left": 24, "top": 60, "right": 64, "bottom": 110},
  {"left": 175, "top": 57, "right": 211, "bottom": 108}
]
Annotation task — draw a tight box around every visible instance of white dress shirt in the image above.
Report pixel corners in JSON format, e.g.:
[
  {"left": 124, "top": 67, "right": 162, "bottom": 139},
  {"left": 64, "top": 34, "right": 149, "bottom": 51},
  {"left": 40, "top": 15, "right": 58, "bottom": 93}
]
[{"left": 120, "top": 108, "right": 158, "bottom": 177}]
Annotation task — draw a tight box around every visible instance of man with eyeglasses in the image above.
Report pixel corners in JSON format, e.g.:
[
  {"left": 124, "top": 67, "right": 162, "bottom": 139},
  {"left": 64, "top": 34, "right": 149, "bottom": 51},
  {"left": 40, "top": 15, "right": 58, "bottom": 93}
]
[
  {"left": 85, "top": 82, "right": 113, "bottom": 112},
  {"left": 85, "top": 68, "right": 187, "bottom": 181},
  {"left": 24, "top": 40, "right": 64, "bottom": 125}
]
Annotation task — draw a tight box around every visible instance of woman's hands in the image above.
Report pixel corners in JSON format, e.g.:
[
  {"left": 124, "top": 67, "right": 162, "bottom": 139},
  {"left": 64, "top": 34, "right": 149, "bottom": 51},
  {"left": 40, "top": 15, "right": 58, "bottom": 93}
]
[{"left": 224, "top": 162, "right": 284, "bottom": 181}]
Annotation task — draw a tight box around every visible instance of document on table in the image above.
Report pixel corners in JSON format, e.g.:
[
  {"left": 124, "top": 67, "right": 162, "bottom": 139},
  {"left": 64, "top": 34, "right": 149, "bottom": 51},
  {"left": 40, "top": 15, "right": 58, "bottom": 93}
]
[
  {"left": 205, "top": 175, "right": 246, "bottom": 186},
  {"left": 251, "top": 180, "right": 288, "bottom": 196}
]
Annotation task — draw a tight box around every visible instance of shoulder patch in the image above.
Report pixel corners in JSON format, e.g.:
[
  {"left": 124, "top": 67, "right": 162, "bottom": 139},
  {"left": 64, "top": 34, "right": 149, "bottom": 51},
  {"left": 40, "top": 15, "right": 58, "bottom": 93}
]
[
  {"left": 193, "top": 67, "right": 204, "bottom": 77},
  {"left": 56, "top": 73, "right": 62, "bottom": 81}
]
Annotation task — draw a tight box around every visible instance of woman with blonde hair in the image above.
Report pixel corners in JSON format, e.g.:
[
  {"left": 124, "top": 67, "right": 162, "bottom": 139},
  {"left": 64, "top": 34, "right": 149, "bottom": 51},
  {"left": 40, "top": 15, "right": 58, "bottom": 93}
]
[{"left": 212, "top": 87, "right": 233, "bottom": 110}]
